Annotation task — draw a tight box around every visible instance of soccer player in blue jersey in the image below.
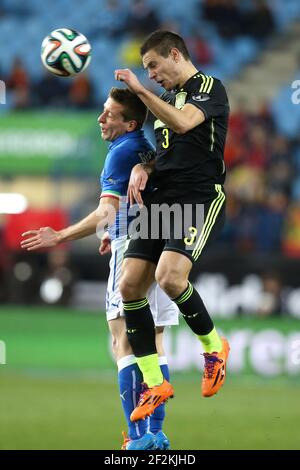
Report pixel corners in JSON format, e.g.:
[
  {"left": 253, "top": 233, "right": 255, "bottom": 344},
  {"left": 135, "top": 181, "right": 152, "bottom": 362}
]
[{"left": 21, "top": 87, "right": 178, "bottom": 450}]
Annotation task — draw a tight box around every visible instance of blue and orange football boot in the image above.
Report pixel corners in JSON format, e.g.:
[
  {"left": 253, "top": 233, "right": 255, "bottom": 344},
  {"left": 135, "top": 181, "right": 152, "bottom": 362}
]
[
  {"left": 202, "top": 337, "right": 230, "bottom": 397},
  {"left": 130, "top": 379, "right": 174, "bottom": 422}
]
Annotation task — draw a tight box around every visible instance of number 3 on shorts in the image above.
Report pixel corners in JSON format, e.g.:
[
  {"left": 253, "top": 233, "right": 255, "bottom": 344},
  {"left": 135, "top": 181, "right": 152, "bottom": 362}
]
[
  {"left": 162, "top": 128, "right": 169, "bottom": 149},
  {"left": 184, "top": 226, "right": 198, "bottom": 246}
]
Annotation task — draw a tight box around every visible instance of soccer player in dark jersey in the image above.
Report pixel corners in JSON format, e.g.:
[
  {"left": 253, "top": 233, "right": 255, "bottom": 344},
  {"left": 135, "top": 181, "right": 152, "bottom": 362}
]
[{"left": 115, "top": 30, "right": 230, "bottom": 422}]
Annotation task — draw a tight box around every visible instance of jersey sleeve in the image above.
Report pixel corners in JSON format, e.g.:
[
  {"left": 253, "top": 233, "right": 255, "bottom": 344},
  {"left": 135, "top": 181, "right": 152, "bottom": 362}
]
[
  {"left": 100, "top": 135, "right": 156, "bottom": 199},
  {"left": 186, "top": 75, "right": 229, "bottom": 120},
  {"left": 100, "top": 148, "right": 131, "bottom": 199}
]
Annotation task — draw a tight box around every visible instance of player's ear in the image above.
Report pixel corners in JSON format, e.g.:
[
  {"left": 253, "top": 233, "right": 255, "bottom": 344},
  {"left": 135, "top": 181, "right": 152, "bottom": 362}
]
[
  {"left": 170, "top": 48, "right": 180, "bottom": 63},
  {"left": 127, "top": 120, "right": 137, "bottom": 132}
]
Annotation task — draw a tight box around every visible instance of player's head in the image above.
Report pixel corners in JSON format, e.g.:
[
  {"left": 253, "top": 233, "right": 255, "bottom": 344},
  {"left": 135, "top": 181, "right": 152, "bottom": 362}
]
[
  {"left": 98, "top": 87, "right": 147, "bottom": 142},
  {"left": 140, "top": 30, "right": 191, "bottom": 90}
]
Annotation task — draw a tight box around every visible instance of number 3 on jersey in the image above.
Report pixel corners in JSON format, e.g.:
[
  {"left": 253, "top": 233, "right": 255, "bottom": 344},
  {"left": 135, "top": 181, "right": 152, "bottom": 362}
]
[{"left": 162, "top": 128, "right": 169, "bottom": 149}]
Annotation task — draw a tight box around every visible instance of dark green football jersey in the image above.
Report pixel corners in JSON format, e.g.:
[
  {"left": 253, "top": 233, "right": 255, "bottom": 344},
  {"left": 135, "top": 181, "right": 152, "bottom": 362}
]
[{"left": 153, "top": 72, "right": 229, "bottom": 192}]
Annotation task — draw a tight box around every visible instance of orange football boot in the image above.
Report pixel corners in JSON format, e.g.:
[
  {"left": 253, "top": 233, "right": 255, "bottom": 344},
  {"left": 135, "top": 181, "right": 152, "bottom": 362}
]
[
  {"left": 121, "top": 431, "right": 131, "bottom": 450},
  {"left": 202, "top": 337, "right": 230, "bottom": 397},
  {"left": 130, "top": 379, "right": 174, "bottom": 422}
]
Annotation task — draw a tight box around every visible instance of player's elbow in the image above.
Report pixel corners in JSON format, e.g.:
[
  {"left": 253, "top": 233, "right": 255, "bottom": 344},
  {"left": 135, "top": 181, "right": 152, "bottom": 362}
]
[
  {"left": 173, "top": 124, "right": 188, "bottom": 134},
  {"left": 174, "top": 109, "right": 205, "bottom": 134},
  {"left": 173, "top": 119, "right": 192, "bottom": 135},
  {"left": 174, "top": 126, "right": 186, "bottom": 135}
]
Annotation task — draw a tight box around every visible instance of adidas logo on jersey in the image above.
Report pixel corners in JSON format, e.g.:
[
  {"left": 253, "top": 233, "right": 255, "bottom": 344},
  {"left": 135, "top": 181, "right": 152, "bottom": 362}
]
[{"left": 192, "top": 93, "right": 210, "bottom": 102}]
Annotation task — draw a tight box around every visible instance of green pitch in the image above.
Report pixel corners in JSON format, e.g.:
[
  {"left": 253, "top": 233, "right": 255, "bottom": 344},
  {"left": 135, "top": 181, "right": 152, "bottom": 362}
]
[{"left": 0, "top": 307, "right": 300, "bottom": 450}]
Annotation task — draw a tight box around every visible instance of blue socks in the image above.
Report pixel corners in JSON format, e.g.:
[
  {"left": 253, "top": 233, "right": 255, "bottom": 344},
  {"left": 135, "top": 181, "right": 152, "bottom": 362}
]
[
  {"left": 118, "top": 355, "right": 147, "bottom": 440},
  {"left": 150, "top": 358, "right": 169, "bottom": 434},
  {"left": 117, "top": 355, "right": 170, "bottom": 439}
]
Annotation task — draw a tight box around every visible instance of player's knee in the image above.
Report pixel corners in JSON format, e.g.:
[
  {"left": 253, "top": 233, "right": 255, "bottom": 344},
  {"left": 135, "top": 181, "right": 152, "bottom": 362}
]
[
  {"left": 119, "top": 274, "right": 137, "bottom": 300},
  {"left": 156, "top": 269, "right": 186, "bottom": 298},
  {"left": 119, "top": 273, "right": 147, "bottom": 300}
]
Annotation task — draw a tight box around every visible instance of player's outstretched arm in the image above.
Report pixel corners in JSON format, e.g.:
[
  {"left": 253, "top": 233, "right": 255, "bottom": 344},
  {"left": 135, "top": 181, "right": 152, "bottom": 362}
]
[
  {"left": 21, "top": 198, "right": 119, "bottom": 251},
  {"left": 21, "top": 226, "right": 62, "bottom": 251}
]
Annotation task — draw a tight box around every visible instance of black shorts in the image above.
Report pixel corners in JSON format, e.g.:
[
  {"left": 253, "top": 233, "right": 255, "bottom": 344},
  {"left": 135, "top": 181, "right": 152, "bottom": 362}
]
[{"left": 124, "top": 184, "right": 225, "bottom": 265}]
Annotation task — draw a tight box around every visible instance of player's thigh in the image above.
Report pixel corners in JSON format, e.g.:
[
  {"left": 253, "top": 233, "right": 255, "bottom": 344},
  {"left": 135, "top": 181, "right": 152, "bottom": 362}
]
[
  {"left": 162, "top": 188, "right": 226, "bottom": 266},
  {"left": 106, "top": 237, "right": 127, "bottom": 318},
  {"left": 120, "top": 257, "right": 156, "bottom": 297},
  {"left": 155, "top": 250, "right": 192, "bottom": 294}
]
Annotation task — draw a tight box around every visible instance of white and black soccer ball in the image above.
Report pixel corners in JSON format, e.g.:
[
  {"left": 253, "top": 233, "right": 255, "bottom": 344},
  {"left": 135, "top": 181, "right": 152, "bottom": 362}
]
[{"left": 41, "top": 28, "right": 91, "bottom": 77}]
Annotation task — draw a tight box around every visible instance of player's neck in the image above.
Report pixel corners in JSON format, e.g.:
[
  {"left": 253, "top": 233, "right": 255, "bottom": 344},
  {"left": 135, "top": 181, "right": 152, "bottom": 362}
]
[{"left": 177, "top": 62, "right": 198, "bottom": 88}]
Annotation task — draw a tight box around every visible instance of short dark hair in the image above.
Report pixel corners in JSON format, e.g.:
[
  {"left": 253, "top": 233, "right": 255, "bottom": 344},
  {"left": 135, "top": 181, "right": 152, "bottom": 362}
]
[
  {"left": 140, "top": 30, "right": 191, "bottom": 61},
  {"left": 109, "top": 87, "right": 147, "bottom": 130}
]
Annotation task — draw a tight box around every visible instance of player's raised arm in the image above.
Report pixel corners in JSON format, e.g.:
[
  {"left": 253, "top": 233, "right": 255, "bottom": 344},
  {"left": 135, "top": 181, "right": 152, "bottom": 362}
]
[
  {"left": 115, "top": 67, "right": 205, "bottom": 134},
  {"left": 21, "top": 197, "right": 119, "bottom": 251}
]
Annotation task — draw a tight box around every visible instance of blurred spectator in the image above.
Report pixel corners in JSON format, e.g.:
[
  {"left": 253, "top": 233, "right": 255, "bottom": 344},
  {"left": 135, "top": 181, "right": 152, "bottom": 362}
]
[
  {"left": 0, "top": 0, "right": 6, "bottom": 18},
  {"left": 68, "top": 73, "right": 95, "bottom": 109},
  {"left": 226, "top": 165, "right": 265, "bottom": 203},
  {"left": 282, "top": 203, "right": 300, "bottom": 258},
  {"left": 235, "top": 202, "right": 261, "bottom": 253},
  {"left": 244, "top": 0, "right": 275, "bottom": 41},
  {"left": 120, "top": 36, "right": 143, "bottom": 68},
  {"left": 6, "top": 58, "right": 30, "bottom": 108},
  {"left": 88, "top": 0, "right": 127, "bottom": 39},
  {"left": 34, "top": 72, "right": 70, "bottom": 108},
  {"left": 219, "top": 191, "right": 242, "bottom": 248},
  {"left": 201, "top": 0, "right": 243, "bottom": 39},
  {"left": 267, "top": 159, "right": 293, "bottom": 197},
  {"left": 255, "top": 191, "right": 287, "bottom": 252},
  {"left": 186, "top": 33, "right": 213, "bottom": 66},
  {"left": 224, "top": 128, "right": 247, "bottom": 168},
  {"left": 118, "top": 0, "right": 158, "bottom": 71},
  {"left": 267, "top": 136, "right": 293, "bottom": 198},
  {"left": 246, "top": 125, "right": 270, "bottom": 169},
  {"left": 256, "top": 270, "right": 283, "bottom": 316},
  {"left": 250, "top": 101, "right": 275, "bottom": 134},
  {"left": 228, "top": 101, "right": 250, "bottom": 141},
  {"left": 124, "top": 0, "right": 160, "bottom": 38}
]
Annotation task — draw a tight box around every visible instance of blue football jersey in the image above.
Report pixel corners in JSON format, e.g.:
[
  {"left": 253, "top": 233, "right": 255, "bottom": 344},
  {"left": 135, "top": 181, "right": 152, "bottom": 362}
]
[{"left": 100, "top": 130, "right": 155, "bottom": 239}]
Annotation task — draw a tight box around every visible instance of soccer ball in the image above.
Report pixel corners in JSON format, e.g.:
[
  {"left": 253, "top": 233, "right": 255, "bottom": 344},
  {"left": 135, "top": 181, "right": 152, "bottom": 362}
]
[{"left": 41, "top": 28, "right": 91, "bottom": 77}]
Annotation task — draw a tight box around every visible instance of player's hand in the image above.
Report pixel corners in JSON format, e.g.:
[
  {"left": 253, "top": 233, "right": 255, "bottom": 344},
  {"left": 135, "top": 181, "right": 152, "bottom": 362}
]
[
  {"left": 127, "top": 163, "right": 148, "bottom": 207},
  {"left": 115, "top": 68, "right": 144, "bottom": 94},
  {"left": 99, "top": 231, "right": 111, "bottom": 255},
  {"left": 20, "top": 226, "right": 61, "bottom": 251}
]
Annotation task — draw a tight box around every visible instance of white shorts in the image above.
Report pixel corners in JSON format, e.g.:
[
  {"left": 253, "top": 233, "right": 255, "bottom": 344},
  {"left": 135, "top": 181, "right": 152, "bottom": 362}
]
[{"left": 106, "top": 236, "right": 179, "bottom": 327}]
